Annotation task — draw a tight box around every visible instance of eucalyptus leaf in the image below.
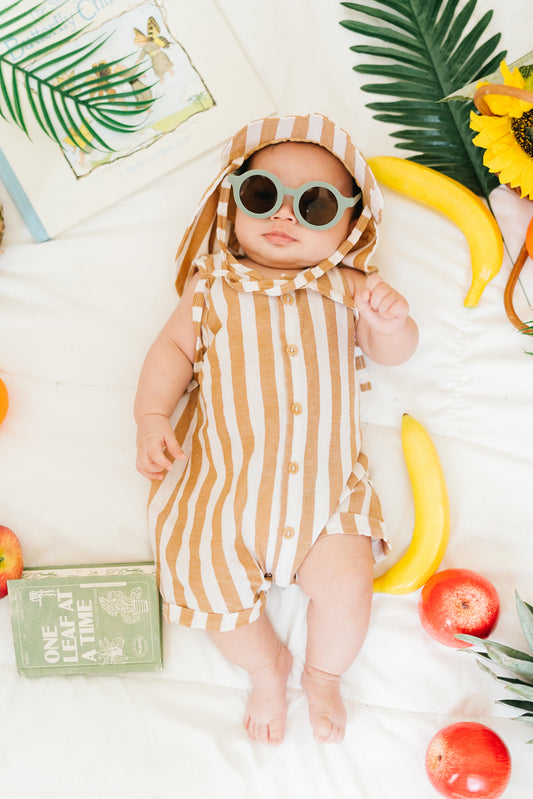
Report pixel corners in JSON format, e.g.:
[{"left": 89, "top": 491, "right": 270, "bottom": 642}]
[
  {"left": 0, "top": 2, "right": 155, "bottom": 151},
  {"left": 339, "top": 0, "right": 507, "bottom": 197}
]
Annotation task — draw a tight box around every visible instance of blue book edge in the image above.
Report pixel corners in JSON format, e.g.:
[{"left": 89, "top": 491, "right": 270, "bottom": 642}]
[{"left": 0, "top": 145, "right": 50, "bottom": 242}]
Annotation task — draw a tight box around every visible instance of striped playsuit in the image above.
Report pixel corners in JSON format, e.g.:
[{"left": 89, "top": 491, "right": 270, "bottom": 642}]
[
  {"left": 148, "top": 251, "right": 389, "bottom": 632},
  {"left": 148, "top": 112, "right": 390, "bottom": 631}
]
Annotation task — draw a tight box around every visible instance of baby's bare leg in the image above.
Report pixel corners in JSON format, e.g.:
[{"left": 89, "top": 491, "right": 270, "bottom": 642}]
[
  {"left": 298, "top": 534, "right": 373, "bottom": 743},
  {"left": 208, "top": 614, "right": 293, "bottom": 745}
]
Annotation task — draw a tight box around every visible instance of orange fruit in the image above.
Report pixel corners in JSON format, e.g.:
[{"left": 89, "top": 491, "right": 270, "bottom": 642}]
[
  {"left": 526, "top": 215, "right": 533, "bottom": 261},
  {"left": 0, "top": 377, "right": 8, "bottom": 426}
]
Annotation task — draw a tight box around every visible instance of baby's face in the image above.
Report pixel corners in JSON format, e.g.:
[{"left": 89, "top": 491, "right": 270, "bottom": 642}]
[{"left": 233, "top": 142, "right": 356, "bottom": 272}]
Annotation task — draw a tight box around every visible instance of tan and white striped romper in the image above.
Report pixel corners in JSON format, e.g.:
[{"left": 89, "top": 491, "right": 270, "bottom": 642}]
[{"left": 148, "top": 113, "right": 390, "bottom": 632}]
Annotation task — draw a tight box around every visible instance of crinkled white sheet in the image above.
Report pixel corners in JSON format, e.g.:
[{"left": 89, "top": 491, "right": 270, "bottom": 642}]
[{"left": 1, "top": 1, "right": 532, "bottom": 797}]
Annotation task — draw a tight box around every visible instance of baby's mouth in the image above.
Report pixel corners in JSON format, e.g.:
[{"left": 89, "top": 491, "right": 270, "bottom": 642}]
[{"left": 263, "top": 229, "right": 297, "bottom": 245}]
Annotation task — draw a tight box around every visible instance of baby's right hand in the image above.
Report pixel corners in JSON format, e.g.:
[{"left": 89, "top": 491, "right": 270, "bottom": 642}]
[{"left": 136, "top": 413, "right": 187, "bottom": 481}]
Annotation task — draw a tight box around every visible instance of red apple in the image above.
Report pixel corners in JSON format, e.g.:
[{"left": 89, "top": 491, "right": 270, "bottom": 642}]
[
  {"left": 0, "top": 525, "right": 24, "bottom": 598},
  {"left": 426, "top": 722, "right": 511, "bottom": 799},
  {"left": 418, "top": 568, "right": 500, "bottom": 648}
]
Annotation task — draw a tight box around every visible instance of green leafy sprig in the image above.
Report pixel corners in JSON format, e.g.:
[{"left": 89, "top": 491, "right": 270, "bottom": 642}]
[
  {"left": 458, "top": 593, "right": 533, "bottom": 743},
  {"left": 339, "top": 0, "right": 507, "bottom": 198},
  {"left": 0, "top": 0, "right": 156, "bottom": 151}
]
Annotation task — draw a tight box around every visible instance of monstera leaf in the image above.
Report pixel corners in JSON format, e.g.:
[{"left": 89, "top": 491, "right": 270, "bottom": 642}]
[
  {"left": 340, "top": 0, "right": 507, "bottom": 198},
  {"left": 0, "top": 1, "right": 155, "bottom": 151}
]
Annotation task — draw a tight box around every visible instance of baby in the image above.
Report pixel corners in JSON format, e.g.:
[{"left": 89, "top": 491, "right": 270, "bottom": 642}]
[{"left": 134, "top": 114, "right": 418, "bottom": 745}]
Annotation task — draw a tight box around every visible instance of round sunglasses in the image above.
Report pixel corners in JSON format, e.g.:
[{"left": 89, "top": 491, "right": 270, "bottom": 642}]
[{"left": 228, "top": 169, "right": 362, "bottom": 230}]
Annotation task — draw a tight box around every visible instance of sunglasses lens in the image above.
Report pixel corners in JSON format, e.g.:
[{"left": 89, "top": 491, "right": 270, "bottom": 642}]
[
  {"left": 239, "top": 174, "right": 278, "bottom": 215},
  {"left": 299, "top": 186, "right": 338, "bottom": 227}
]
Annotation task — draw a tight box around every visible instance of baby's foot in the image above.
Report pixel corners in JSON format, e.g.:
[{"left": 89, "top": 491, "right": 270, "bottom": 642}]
[
  {"left": 244, "top": 645, "right": 293, "bottom": 744},
  {"left": 301, "top": 664, "right": 346, "bottom": 743}
]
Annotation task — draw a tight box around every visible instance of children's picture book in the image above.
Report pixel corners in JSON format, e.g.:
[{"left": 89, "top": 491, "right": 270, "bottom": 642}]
[
  {"left": 8, "top": 562, "right": 163, "bottom": 676},
  {"left": 0, "top": 0, "right": 275, "bottom": 241}
]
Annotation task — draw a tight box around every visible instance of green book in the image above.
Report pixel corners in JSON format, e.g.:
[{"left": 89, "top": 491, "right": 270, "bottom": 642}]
[{"left": 8, "top": 563, "right": 163, "bottom": 677}]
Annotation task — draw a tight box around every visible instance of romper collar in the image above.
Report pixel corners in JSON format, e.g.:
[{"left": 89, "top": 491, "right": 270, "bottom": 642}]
[{"left": 197, "top": 247, "right": 357, "bottom": 310}]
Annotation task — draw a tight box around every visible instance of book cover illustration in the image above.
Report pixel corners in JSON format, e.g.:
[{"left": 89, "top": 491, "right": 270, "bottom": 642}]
[
  {"left": 8, "top": 564, "right": 163, "bottom": 676},
  {"left": 58, "top": 1, "right": 215, "bottom": 178},
  {"left": 0, "top": 0, "right": 275, "bottom": 240}
]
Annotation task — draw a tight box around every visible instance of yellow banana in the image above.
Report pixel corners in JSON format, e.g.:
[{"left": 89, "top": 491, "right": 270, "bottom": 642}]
[
  {"left": 373, "top": 414, "right": 450, "bottom": 595},
  {"left": 367, "top": 156, "right": 504, "bottom": 307}
]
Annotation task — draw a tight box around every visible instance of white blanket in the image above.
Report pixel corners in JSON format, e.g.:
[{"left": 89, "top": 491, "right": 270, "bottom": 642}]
[{"left": 1, "top": 1, "right": 532, "bottom": 797}]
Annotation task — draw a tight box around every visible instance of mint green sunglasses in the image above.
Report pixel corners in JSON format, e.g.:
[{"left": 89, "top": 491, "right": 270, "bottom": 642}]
[{"left": 228, "top": 169, "right": 362, "bottom": 230}]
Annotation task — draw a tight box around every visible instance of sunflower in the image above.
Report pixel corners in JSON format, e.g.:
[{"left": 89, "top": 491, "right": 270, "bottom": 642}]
[{"left": 470, "top": 62, "right": 533, "bottom": 200}]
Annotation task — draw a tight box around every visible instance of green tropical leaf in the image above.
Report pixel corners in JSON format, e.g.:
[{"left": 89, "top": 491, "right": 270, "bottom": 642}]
[
  {"left": 498, "top": 698, "right": 533, "bottom": 713},
  {"left": 339, "top": 0, "right": 508, "bottom": 197},
  {"left": 458, "top": 600, "right": 533, "bottom": 742},
  {"left": 474, "top": 659, "right": 533, "bottom": 701},
  {"left": 474, "top": 640, "right": 533, "bottom": 682},
  {"left": 0, "top": 1, "right": 155, "bottom": 151},
  {"left": 516, "top": 592, "right": 533, "bottom": 654},
  {"left": 508, "top": 682, "right": 533, "bottom": 701}
]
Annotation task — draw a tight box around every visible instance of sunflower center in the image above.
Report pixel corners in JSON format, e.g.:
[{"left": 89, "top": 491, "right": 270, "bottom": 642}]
[{"left": 511, "top": 109, "right": 533, "bottom": 157}]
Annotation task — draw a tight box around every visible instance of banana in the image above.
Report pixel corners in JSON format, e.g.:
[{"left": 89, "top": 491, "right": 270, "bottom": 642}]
[
  {"left": 373, "top": 414, "right": 450, "bottom": 595},
  {"left": 367, "top": 156, "right": 504, "bottom": 307}
]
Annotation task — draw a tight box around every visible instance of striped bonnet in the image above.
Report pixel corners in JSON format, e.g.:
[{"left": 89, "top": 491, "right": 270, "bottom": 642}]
[{"left": 174, "top": 113, "right": 384, "bottom": 296}]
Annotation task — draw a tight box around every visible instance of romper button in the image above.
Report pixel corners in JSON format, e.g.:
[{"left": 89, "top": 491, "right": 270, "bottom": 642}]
[
  {"left": 291, "top": 402, "right": 303, "bottom": 415},
  {"left": 264, "top": 573, "right": 273, "bottom": 580},
  {"left": 287, "top": 462, "right": 299, "bottom": 474},
  {"left": 282, "top": 294, "right": 294, "bottom": 305},
  {"left": 285, "top": 344, "right": 298, "bottom": 356},
  {"left": 282, "top": 527, "right": 295, "bottom": 539}
]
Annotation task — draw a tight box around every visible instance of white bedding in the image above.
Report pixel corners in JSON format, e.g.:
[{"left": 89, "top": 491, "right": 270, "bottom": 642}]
[{"left": 1, "top": 1, "right": 532, "bottom": 797}]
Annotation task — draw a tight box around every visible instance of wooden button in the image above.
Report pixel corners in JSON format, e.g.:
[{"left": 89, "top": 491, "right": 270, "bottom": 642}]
[
  {"left": 291, "top": 402, "right": 303, "bottom": 415},
  {"left": 282, "top": 527, "right": 295, "bottom": 539}
]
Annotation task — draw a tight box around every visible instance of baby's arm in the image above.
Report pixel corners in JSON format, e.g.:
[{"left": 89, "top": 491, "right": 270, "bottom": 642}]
[
  {"left": 134, "top": 272, "right": 200, "bottom": 480},
  {"left": 345, "top": 270, "right": 419, "bottom": 366}
]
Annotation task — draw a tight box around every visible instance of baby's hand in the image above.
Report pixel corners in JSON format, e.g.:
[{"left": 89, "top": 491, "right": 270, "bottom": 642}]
[
  {"left": 136, "top": 413, "right": 187, "bottom": 481},
  {"left": 355, "top": 272, "right": 410, "bottom": 334}
]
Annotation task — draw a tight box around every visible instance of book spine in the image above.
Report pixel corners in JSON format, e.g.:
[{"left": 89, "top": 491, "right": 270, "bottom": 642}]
[{"left": 0, "top": 146, "right": 50, "bottom": 242}]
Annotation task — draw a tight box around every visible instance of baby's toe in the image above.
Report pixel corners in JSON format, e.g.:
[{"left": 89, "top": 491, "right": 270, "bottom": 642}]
[{"left": 268, "top": 717, "right": 285, "bottom": 745}]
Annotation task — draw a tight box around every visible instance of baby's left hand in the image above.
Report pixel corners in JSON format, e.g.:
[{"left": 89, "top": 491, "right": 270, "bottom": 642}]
[{"left": 355, "top": 272, "right": 410, "bottom": 334}]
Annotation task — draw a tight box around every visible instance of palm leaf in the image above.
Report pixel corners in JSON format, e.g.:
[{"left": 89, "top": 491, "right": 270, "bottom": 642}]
[
  {"left": 0, "top": 1, "right": 155, "bottom": 151},
  {"left": 340, "top": 0, "right": 507, "bottom": 197}
]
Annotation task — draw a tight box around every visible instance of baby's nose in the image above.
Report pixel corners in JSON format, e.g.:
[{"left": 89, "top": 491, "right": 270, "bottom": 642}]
[{"left": 272, "top": 194, "right": 296, "bottom": 222}]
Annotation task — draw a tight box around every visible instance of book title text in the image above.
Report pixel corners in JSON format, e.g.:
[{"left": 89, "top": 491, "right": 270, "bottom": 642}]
[{"left": 40, "top": 590, "right": 97, "bottom": 664}]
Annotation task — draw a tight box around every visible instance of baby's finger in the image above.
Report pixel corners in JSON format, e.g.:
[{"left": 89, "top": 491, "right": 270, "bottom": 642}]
[
  {"left": 143, "top": 440, "right": 173, "bottom": 472},
  {"left": 152, "top": 450, "right": 175, "bottom": 471},
  {"left": 145, "top": 469, "right": 165, "bottom": 481},
  {"left": 374, "top": 291, "right": 399, "bottom": 318},
  {"left": 136, "top": 457, "right": 164, "bottom": 481},
  {"left": 354, "top": 287, "right": 371, "bottom": 312},
  {"left": 369, "top": 283, "right": 394, "bottom": 312},
  {"left": 385, "top": 299, "right": 409, "bottom": 322},
  {"left": 164, "top": 434, "right": 187, "bottom": 461},
  {"left": 365, "top": 272, "right": 382, "bottom": 291}
]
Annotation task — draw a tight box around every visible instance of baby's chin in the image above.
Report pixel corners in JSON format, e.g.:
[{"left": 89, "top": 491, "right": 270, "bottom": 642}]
[{"left": 243, "top": 245, "right": 333, "bottom": 272}]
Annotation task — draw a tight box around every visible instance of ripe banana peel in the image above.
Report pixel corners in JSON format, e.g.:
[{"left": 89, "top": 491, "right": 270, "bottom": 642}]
[
  {"left": 367, "top": 156, "right": 504, "bottom": 307},
  {"left": 373, "top": 414, "right": 450, "bottom": 595}
]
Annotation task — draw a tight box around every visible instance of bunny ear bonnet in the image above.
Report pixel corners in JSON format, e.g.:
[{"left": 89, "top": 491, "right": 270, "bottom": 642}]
[{"left": 174, "top": 113, "right": 384, "bottom": 296}]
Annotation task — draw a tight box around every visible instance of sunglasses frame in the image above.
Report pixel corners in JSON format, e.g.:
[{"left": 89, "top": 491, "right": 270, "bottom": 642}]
[{"left": 228, "top": 169, "right": 362, "bottom": 230}]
